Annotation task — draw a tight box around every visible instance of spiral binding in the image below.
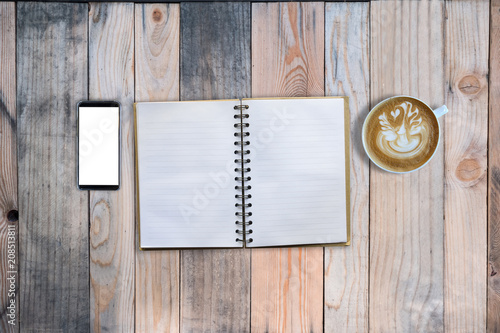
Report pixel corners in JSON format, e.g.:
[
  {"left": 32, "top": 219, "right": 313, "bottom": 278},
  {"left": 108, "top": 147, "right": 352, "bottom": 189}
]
[{"left": 234, "top": 103, "right": 253, "bottom": 244}]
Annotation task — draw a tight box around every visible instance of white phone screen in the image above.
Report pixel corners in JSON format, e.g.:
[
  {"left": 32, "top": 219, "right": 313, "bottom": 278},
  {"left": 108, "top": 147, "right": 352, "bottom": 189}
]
[{"left": 78, "top": 105, "right": 119, "bottom": 188}]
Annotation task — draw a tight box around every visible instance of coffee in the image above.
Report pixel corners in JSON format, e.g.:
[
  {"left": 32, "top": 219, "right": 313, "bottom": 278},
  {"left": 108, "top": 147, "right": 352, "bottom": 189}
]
[{"left": 363, "top": 97, "right": 440, "bottom": 173}]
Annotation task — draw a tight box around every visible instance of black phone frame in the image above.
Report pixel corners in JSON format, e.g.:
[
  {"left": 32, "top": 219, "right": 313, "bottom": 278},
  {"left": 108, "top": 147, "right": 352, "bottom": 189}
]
[{"left": 77, "top": 100, "right": 121, "bottom": 191}]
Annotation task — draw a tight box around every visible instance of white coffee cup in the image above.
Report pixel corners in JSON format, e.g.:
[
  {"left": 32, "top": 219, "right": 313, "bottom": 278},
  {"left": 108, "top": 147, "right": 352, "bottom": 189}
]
[{"left": 362, "top": 95, "right": 448, "bottom": 173}]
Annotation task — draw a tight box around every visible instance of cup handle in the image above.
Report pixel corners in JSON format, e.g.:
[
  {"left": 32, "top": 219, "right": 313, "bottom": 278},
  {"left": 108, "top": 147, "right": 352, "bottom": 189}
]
[{"left": 433, "top": 105, "right": 448, "bottom": 118}]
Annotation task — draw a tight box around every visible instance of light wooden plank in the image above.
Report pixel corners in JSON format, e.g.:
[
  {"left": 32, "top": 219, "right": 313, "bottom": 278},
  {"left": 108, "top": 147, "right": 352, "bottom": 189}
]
[
  {"left": 17, "top": 3, "right": 89, "bottom": 331},
  {"left": 251, "top": 3, "right": 324, "bottom": 332},
  {"left": 369, "top": 1, "right": 445, "bottom": 331},
  {"left": 134, "top": 4, "right": 180, "bottom": 333},
  {"left": 0, "top": 3, "right": 17, "bottom": 332},
  {"left": 179, "top": 3, "right": 251, "bottom": 332},
  {"left": 445, "top": 0, "right": 489, "bottom": 331},
  {"left": 489, "top": 0, "right": 500, "bottom": 329},
  {"left": 88, "top": 3, "right": 135, "bottom": 332},
  {"left": 324, "top": 3, "right": 369, "bottom": 332},
  {"left": 135, "top": 4, "right": 180, "bottom": 102},
  {"left": 251, "top": 3, "right": 324, "bottom": 98}
]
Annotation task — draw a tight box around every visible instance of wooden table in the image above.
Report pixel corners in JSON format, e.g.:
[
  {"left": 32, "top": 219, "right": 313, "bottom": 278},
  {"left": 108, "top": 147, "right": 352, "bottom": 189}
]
[{"left": 0, "top": 1, "right": 497, "bottom": 332}]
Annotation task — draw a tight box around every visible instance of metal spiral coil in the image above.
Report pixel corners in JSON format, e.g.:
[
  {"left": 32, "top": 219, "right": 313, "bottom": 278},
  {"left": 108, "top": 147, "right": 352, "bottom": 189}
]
[
  {"left": 234, "top": 102, "right": 252, "bottom": 244},
  {"left": 234, "top": 141, "right": 250, "bottom": 146},
  {"left": 234, "top": 158, "right": 251, "bottom": 164},
  {"left": 235, "top": 220, "right": 253, "bottom": 225},
  {"left": 235, "top": 212, "right": 252, "bottom": 217},
  {"left": 235, "top": 185, "right": 251, "bottom": 190},
  {"left": 234, "top": 167, "right": 251, "bottom": 172},
  {"left": 236, "top": 238, "right": 253, "bottom": 243},
  {"left": 235, "top": 193, "right": 251, "bottom": 199},
  {"left": 235, "top": 203, "right": 252, "bottom": 208},
  {"left": 235, "top": 176, "right": 251, "bottom": 182},
  {"left": 236, "top": 229, "right": 253, "bottom": 235}
]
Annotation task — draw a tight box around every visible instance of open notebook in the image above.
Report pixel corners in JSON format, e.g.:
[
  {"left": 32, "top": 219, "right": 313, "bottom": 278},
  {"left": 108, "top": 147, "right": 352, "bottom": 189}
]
[{"left": 134, "top": 97, "right": 350, "bottom": 249}]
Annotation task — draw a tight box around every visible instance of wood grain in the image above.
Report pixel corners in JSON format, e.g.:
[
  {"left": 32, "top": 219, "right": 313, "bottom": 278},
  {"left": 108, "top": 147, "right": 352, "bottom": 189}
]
[
  {"left": 370, "top": 1, "right": 445, "bottom": 331},
  {"left": 179, "top": 3, "right": 251, "bottom": 332},
  {"left": 88, "top": 3, "right": 135, "bottom": 332},
  {"left": 9, "top": 1, "right": 495, "bottom": 331},
  {"left": 0, "top": 3, "right": 17, "bottom": 332},
  {"left": 489, "top": 0, "right": 500, "bottom": 329},
  {"left": 445, "top": 1, "right": 489, "bottom": 331},
  {"left": 324, "top": 3, "right": 369, "bottom": 332},
  {"left": 17, "top": 3, "right": 89, "bottom": 332},
  {"left": 251, "top": 3, "right": 324, "bottom": 98},
  {"left": 134, "top": 4, "right": 180, "bottom": 333},
  {"left": 251, "top": 3, "right": 324, "bottom": 332},
  {"left": 135, "top": 4, "right": 180, "bottom": 102}
]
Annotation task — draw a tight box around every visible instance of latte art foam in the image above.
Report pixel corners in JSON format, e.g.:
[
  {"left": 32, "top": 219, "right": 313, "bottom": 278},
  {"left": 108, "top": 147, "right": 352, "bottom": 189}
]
[
  {"left": 363, "top": 97, "right": 440, "bottom": 172},
  {"left": 376, "top": 102, "right": 430, "bottom": 159}
]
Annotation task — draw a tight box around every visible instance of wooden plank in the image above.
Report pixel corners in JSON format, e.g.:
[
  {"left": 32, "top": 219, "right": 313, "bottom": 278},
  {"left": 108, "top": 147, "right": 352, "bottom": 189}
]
[
  {"left": 17, "top": 3, "right": 89, "bottom": 332},
  {"left": 324, "top": 3, "right": 369, "bottom": 332},
  {"left": 0, "top": 3, "right": 17, "bottom": 332},
  {"left": 134, "top": 4, "right": 180, "bottom": 333},
  {"left": 251, "top": 3, "right": 324, "bottom": 98},
  {"left": 135, "top": 4, "right": 180, "bottom": 102},
  {"left": 369, "top": 1, "right": 445, "bottom": 331},
  {"left": 179, "top": 3, "right": 251, "bottom": 332},
  {"left": 444, "top": 0, "right": 489, "bottom": 331},
  {"left": 88, "top": 3, "right": 135, "bottom": 332},
  {"left": 489, "top": 0, "right": 500, "bottom": 329},
  {"left": 251, "top": 3, "right": 324, "bottom": 332}
]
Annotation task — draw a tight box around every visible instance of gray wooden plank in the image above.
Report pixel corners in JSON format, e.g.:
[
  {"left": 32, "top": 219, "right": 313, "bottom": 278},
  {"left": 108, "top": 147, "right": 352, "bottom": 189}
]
[
  {"left": 324, "top": 3, "right": 369, "bottom": 332},
  {"left": 0, "top": 3, "right": 18, "bottom": 332},
  {"left": 489, "top": 0, "right": 500, "bottom": 329},
  {"left": 88, "top": 3, "right": 135, "bottom": 332},
  {"left": 179, "top": 2, "right": 251, "bottom": 332},
  {"left": 180, "top": 2, "right": 250, "bottom": 100},
  {"left": 17, "top": 2, "right": 89, "bottom": 332}
]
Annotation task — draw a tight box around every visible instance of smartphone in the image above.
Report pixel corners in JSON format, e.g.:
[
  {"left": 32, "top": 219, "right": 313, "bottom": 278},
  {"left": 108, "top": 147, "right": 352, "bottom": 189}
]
[{"left": 77, "top": 101, "right": 120, "bottom": 190}]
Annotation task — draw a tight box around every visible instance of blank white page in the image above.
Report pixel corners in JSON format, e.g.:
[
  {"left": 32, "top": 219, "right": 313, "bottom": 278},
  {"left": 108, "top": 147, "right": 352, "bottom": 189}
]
[
  {"left": 135, "top": 101, "right": 241, "bottom": 248},
  {"left": 244, "top": 98, "right": 348, "bottom": 247}
]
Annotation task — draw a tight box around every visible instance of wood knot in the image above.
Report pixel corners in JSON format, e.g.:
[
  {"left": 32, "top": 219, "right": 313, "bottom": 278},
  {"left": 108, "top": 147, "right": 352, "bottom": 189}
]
[
  {"left": 455, "top": 158, "right": 482, "bottom": 182},
  {"left": 90, "top": 200, "right": 111, "bottom": 248},
  {"left": 7, "top": 210, "right": 18, "bottom": 222},
  {"left": 490, "top": 263, "right": 500, "bottom": 294},
  {"left": 152, "top": 9, "right": 163, "bottom": 22},
  {"left": 92, "top": 5, "right": 101, "bottom": 23},
  {"left": 457, "top": 75, "right": 481, "bottom": 95}
]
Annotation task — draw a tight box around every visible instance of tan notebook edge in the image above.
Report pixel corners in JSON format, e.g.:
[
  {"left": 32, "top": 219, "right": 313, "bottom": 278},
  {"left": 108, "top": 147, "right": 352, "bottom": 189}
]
[{"left": 135, "top": 97, "right": 351, "bottom": 250}]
